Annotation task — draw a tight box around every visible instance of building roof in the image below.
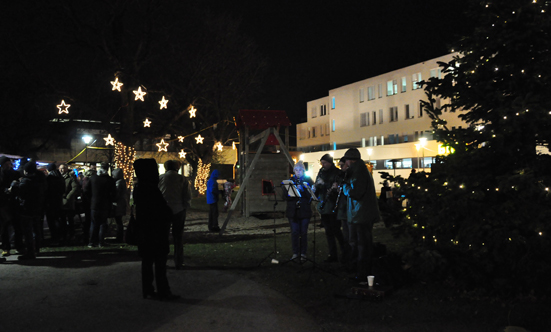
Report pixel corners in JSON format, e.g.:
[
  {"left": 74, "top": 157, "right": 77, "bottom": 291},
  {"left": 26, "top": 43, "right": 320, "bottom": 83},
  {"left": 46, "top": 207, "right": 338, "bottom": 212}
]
[{"left": 235, "top": 110, "right": 291, "bottom": 130}]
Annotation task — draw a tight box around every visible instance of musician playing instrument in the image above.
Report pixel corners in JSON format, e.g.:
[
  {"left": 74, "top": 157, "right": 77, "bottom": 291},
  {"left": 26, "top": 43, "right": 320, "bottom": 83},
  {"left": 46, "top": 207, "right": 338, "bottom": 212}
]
[
  {"left": 285, "top": 161, "right": 314, "bottom": 261},
  {"left": 314, "top": 154, "right": 346, "bottom": 263}
]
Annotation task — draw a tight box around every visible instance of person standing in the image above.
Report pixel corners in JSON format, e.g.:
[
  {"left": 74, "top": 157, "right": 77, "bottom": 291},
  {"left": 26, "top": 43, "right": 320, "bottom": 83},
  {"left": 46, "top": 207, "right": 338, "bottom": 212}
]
[
  {"left": 59, "top": 163, "right": 79, "bottom": 245},
  {"left": 159, "top": 160, "right": 191, "bottom": 269},
  {"left": 222, "top": 179, "right": 236, "bottom": 212},
  {"left": 112, "top": 168, "right": 128, "bottom": 242},
  {"left": 0, "top": 156, "right": 23, "bottom": 256},
  {"left": 84, "top": 162, "right": 116, "bottom": 247},
  {"left": 44, "top": 163, "right": 65, "bottom": 244},
  {"left": 81, "top": 165, "right": 96, "bottom": 244},
  {"left": 133, "top": 158, "right": 179, "bottom": 301},
  {"left": 285, "top": 161, "right": 314, "bottom": 261},
  {"left": 341, "top": 148, "right": 380, "bottom": 281},
  {"left": 314, "top": 154, "right": 346, "bottom": 263},
  {"left": 206, "top": 169, "right": 220, "bottom": 232}
]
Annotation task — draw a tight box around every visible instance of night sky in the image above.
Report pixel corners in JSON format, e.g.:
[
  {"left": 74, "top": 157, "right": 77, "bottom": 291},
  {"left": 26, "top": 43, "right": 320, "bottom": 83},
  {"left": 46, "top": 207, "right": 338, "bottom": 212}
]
[{"left": 212, "top": 0, "right": 472, "bottom": 124}]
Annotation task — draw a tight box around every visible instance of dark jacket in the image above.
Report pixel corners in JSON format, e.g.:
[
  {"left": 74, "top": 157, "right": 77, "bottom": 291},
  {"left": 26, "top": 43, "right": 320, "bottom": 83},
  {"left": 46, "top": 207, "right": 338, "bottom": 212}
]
[
  {"left": 206, "top": 169, "right": 220, "bottom": 205},
  {"left": 334, "top": 170, "right": 348, "bottom": 221},
  {"left": 314, "top": 163, "right": 341, "bottom": 215},
  {"left": 133, "top": 159, "right": 172, "bottom": 252},
  {"left": 0, "top": 168, "right": 19, "bottom": 207},
  {"left": 285, "top": 175, "right": 314, "bottom": 220},
  {"left": 45, "top": 170, "right": 65, "bottom": 210},
  {"left": 16, "top": 170, "right": 47, "bottom": 216},
  {"left": 85, "top": 169, "right": 116, "bottom": 211},
  {"left": 112, "top": 168, "right": 127, "bottom": 217},
  {"left": 342, "top": 161, "right": 380, "bottom": 225},
  {"left": 62, "top": 171, "right": 80, "bottom": 210}
]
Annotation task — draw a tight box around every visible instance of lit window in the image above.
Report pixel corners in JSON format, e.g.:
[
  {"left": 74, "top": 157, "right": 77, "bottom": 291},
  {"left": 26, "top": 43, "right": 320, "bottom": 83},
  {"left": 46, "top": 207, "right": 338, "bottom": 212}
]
[
  {"left": 401, "top": 77, "right": 407, "bottom": 93},
  {"left": 430, "top": 68, "right": 442, "bottom": 79},
  {"left": 359, "top": 89, "right": 365, "bottom": 103},
  {"left": 368, "top": 86, "right": 375, "bottom": 100},
  {"left": 331, "top": 97, "right": 336, "bottom": 109},
  {"left": 387, "top": 80, "right": 398, "bottom": 96},
  {"left": 412, "top": 72, "right": 422, "bottom": 90},
  {"left": 332, "top": 119, "right": 336, "bottom": 132}
]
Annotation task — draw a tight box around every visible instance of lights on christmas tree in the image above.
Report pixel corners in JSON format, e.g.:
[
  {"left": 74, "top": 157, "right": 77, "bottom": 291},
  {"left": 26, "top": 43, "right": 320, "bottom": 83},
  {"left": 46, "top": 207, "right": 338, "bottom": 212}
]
[
  {"left": 159, "top": 96, "right": 169, "bottom": 109},
  {"left": 195, "top": 134, "right": 204, "bottom": 144},
  {"left": 178, "top": 136, "right": 185, "bottom": 142},
  {"left": 111, "top": 77, "right": 123, "bottom": 91},
  {"left": 189, "top": 106, "right": 197, "bottom": 118},
  {"left": 133, "top": 86, "right": 147, "bottom": 101},
  {"left": 57, "top": 100, "right": 70, "bottom": 114},
  {"left": 144, "top": 118, "right": 152, "bottom": 127},
  {"left": 194, "top": 160, "right": 211, "bottom": 195},
  {"left": 114, "top": 142, "right": 136, "bottom": 190},
  {"left": 104, "top": 134, "right": 116, "bottom": 146},
  {"left": 156, "top": 139, "right": 169, "bottom": 152},
  {"left": 179, "top": 149, "right": 186, "bottom": 159}
]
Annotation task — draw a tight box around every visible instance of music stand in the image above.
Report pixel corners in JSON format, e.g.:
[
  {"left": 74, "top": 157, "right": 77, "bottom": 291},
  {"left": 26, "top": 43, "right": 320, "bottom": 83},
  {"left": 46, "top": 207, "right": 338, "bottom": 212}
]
[{"left": 257, "top": 180, "right": 283, "bottom": 266}]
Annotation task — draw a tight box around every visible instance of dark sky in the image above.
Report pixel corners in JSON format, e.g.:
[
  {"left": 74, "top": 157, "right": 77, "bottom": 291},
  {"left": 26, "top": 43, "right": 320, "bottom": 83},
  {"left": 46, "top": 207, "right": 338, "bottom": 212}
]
[{"left": 211, "top": 0, "right": 471, "bottom": 124}]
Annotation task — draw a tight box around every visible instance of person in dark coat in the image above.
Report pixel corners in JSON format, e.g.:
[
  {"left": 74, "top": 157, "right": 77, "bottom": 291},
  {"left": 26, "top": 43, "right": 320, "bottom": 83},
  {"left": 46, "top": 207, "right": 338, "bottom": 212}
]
[
  {"left": 314, "top": 154, "right": 346, "bottom": 263},
  {"left": 133, "top": 158, "right": 179, "bottom": 301},
  {"left": 59, "top": 163, "right": 80, "bottom": 245},
  {"left": 206, "top": 169, "right": 220, "bottom": 232},
  {"left": 285, "top": 161, "right": 314, "bottom": 261},
  {"left": 84, "top": 162, "right": 116, "bottom": 247},
  {"left": 45, "top": 163, "right": 65, "bottom": 243},
  {"left": 81, "top": 165, "right": 96, "bottom": 244},
  {"left": 0, "top": 156, "right": 24, "bottom": 256},
  {"left": 342, "top": 148, "right": 381, "bottom": 281},
  {"left": 112, "top": 168, "right": 127, "bottom": 242},
  {"left": 12, "top": 160, "right": 47, "bottom": 259}
]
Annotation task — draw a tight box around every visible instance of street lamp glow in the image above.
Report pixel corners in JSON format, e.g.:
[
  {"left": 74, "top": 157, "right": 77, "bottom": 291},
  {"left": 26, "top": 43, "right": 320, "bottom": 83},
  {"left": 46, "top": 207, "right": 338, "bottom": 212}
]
[
  {"left": 82, "top": 135, "right": 93, "bottom": 144},
  {"left": 419, "top": 138, "right": 427, "bottom": 171}
]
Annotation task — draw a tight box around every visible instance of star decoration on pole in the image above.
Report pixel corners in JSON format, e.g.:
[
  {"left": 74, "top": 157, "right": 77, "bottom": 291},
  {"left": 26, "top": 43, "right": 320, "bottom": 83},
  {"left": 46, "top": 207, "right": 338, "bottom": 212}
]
[
  {"left": 57, "top": 100, "right": 70, "bottom": 114},
  {"left": 178, "top": 136, "right": 185, "bottom": 142},
  {"left": 133, "top": 86, "right": 147, "bottom": 101},
  {"left": 159, "top": 96, "right": 169, "bottom": 109},
  {"left": 143, "top": 118, "right": 152, "bottom": 127},
  {"left": 189, "top": 106, "right": 197, "bottom": 118},
  {"left": 195, "top": 134, "right": 204, "bottom": 144},
  {"left": 110, "top": 77, "right": 123, "bottom": 91},
  {"left": 179, "top": 149, "right": 186, "bottom": 159},
  {"left": 156, "top": 139, "right": 169, "bottom": 152},
  {"left": 104, "top": 134, "right": 116, "bottom": 146},
  {"left": 216, "top": 142, "right": 223, "bottom": 151}
]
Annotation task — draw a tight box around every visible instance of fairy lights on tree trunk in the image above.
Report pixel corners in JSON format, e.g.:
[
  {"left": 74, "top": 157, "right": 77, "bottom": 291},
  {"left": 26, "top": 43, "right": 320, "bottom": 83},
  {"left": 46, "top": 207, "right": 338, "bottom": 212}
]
[
  {"left": 194, "top": 159, "right": 211, "bottom": 195},
  {"left": 114, "top": 142, "right": 136, "bottom": 190}
]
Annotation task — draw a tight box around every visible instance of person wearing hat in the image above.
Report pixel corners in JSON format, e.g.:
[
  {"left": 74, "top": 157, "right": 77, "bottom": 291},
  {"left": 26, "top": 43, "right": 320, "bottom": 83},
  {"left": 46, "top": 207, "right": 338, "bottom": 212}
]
[
  {"left": 12, "top": 160, "right": 47, "bottom": 259},
  {"left": 314, "top": 154, "right": 346, "bottom": 263},
  {"left": 84, "top": 162, "right": 116, "bottom": 247},
  {"left": 45, "top": 163, "right": 66, "bottom": 244},
  {"left": 341, "top": 148, "right": 380, "bottom": 281},
  {"left": 0, "top": 156, "right": 24, "bottom": 257},
  {"left": 133, "top": 158, "right": 179, "bottom": 301}
]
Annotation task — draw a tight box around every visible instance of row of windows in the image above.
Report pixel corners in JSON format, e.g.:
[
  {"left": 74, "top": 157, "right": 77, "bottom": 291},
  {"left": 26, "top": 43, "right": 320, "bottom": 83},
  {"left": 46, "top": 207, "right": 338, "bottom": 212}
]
[
  {"left": 359, "top": 101, "right": 436, "bottom": 127},
  {"left": 311, "top": 104, "right": 328, "bottom": 118}
]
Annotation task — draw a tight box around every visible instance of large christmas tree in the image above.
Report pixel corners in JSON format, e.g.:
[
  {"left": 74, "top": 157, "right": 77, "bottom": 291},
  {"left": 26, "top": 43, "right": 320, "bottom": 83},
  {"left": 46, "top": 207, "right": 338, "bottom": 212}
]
[{"left": 387, "top": 0, "right": 551, "bottom": 297}]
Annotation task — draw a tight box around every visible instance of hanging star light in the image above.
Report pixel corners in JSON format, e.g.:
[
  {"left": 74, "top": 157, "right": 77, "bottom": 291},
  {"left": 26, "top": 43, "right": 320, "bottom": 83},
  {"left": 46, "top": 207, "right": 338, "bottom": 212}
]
[
  {"left": 159, "top": 96, "right": 169, "bottom": 109},
  {"left": 215, "top": 142, "right": 223, "bottom": 151},
  {"left": 189, "top": 106, "right": 197, "bottom": 118},
  {"left": 143, "top": 118, "right": 152, "bottom": 127},
  {"left": 57, "top": 100, "right": 71, "bottom": 114},
  {"left": 110, "top": 77, "right": 123, "bottom": 91},
  {"left": 179, "top": 149, "right": 186, "bottom": 159},
  {"left": 156, "top": 139, "right": 169, "bottom": 152},
  {"left": 178, "top": 136, "right": 185, "bottom": 142},
  {"left": 195, "top": 134, "right": 204, "bottom": 144},
  {"left": 104, "top": 134, "right": 116, "bottom": 146},
  {"left": 133, "top": 86, "right": 147, "bottom": 101}
]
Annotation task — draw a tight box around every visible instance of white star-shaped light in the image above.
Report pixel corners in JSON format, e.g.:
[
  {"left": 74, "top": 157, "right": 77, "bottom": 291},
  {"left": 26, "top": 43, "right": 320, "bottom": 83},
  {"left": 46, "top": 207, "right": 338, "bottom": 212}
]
[
  {"left": 110, "top": 77, "right": 123, "bottom": 91},
  {"left": 178, "top": 136, "right": 185, "bottom": 142},
  {"left": 156, "top": 139, "right": 169, "bottom": 152},
  {"left": 179, "top": 149, "right": 186, "bottom": 159},
  {"left": 143, "top": 118, "right": 151, "bottom": 127},
  {"left": 133, "top": 86, "right": 147, "bottom": 101},
  {"left": 159, "top": 96, "right": 169, "bottom": 109},
  {"left": 216, "top": 142, "right": 223, "bottom": 151},
  {"left": 57, "top": 100, "right": 70, "bottom": 114},
  {"left": 189, "top": 106, "right": 197, "bottom": 118},
  {"left": 195, "top": 134, "right": 204, "bottom": 144},
  {"left": 104, "top": 134, "right": 116, "bottom": 146}
]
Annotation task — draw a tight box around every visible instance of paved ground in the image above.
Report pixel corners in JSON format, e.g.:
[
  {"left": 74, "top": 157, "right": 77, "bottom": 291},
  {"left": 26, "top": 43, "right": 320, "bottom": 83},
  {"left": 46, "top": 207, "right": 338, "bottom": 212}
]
[{"left": 0, "top": 211, "right": 323, "bottom": 332}]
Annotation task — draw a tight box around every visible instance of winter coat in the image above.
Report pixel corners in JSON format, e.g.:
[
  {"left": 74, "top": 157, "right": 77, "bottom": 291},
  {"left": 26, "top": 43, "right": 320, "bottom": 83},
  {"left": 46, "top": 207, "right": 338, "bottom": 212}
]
[
  {"left": 0, "top": 168, "right": 19, "bottom": 207},
  {"left": 342, "top": 161, "right": 380, "bottom": 225},
  {"left": 133, "top": 159, "right": 172, "bottom": 253},
  {"left": 285, "top": 175, "right": 314, "bottom": 220},
  {"left": 16, "top": 170, "right": 47, "bottom": 217},
  {"left": 334, "top": 170, "right": 348, "bottom": 221},
  {"left": 62, "top": 171, "right": 80, "bottom": 210},
  {"left": 84, "top": 169, "right": 116, "bottom": 212},
  {"left": 158, "top": 170, "right": 191, "bottom": 215},
  {"left": 112, "top": 168, "right": 128, "bottom": 217},
  {"left": 314, "top": 163, "right": 341, "bottom": 215},
  {"left": 206, "top": 169, "right": 220, "bottom": 205},
  {"left": 45, "top": 170, "right": 65, "bottom": 210}
]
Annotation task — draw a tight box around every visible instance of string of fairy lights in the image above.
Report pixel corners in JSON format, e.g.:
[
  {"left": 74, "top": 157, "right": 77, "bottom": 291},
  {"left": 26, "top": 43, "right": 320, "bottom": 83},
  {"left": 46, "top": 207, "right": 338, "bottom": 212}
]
[{"left": 55, "top": 75, "right": 237, "bottom": 194}]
